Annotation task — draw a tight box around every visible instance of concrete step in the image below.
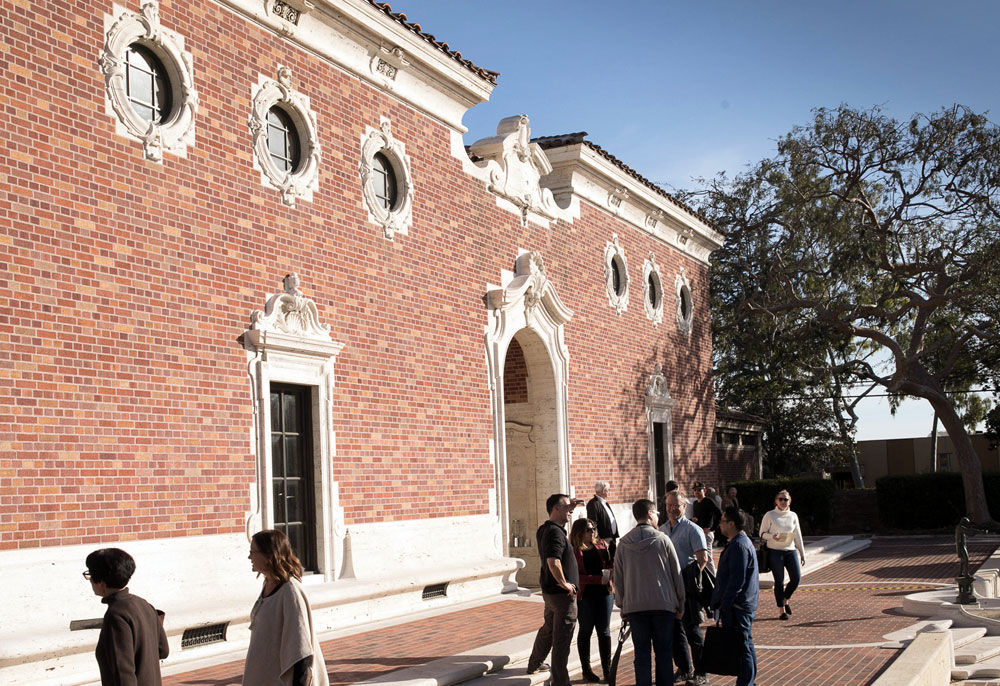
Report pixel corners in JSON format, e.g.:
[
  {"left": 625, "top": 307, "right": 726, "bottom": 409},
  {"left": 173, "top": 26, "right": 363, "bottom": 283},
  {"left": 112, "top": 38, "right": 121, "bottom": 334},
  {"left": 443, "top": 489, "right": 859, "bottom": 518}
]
[
  {"left": 881, "top": 619, "right": 954, "bottom": 648},
  {"left": 759, "top": 536, "right": 871, "bottom": 589},
  {"left": 957, "top": 636, "right": 1000, "bottom": 665},
  {"left": 953, "top": 653, "right": 1000, "bottom": 680}
]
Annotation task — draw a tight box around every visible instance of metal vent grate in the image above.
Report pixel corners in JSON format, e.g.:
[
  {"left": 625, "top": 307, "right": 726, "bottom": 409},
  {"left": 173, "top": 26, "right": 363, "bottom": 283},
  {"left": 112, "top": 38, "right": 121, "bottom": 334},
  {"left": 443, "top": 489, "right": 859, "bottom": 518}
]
[
  {"left": 422, "top": 582, "right": 448, "bottom": 600},
  {"left": 181, "top": 622, "right": 229, "bottom": 649}
]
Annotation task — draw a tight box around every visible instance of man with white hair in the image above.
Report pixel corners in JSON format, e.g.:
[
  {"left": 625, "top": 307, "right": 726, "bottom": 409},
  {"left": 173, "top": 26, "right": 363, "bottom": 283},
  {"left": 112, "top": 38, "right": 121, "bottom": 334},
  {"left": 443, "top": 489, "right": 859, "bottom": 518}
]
[{"left": 586, "top": 481, "right": 619, "bottom": 560}]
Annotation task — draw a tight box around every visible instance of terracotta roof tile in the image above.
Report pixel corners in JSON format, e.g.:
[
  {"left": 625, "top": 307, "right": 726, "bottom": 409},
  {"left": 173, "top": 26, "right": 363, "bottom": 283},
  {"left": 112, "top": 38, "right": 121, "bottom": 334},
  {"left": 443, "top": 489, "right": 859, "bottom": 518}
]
[
  {"left": 367, "top": 2, "right": 499, "bottom": 85},
  {"left": 532, "top": 132, "right": 719, "bottom": 231}
]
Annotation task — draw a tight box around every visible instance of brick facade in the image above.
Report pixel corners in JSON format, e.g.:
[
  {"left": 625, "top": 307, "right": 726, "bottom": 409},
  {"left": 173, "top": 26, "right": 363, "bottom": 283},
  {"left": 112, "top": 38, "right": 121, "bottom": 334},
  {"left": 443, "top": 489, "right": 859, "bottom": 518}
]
[{"left": 0, "top": 2, "right": 722, "bottom": 676}]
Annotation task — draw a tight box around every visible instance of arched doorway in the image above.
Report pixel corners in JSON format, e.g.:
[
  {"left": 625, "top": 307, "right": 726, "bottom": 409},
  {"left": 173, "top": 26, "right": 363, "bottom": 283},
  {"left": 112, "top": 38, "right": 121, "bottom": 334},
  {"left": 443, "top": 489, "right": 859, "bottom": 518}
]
[{"left": 485, "top": 251, "right": 573, "bottom": 586}]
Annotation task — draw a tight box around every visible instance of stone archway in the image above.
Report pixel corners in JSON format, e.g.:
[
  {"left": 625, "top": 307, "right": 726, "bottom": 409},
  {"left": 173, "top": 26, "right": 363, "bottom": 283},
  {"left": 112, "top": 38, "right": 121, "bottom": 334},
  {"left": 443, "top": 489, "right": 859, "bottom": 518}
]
[{"left": 484, "top": 251, "right": 573, "bottom": 584}]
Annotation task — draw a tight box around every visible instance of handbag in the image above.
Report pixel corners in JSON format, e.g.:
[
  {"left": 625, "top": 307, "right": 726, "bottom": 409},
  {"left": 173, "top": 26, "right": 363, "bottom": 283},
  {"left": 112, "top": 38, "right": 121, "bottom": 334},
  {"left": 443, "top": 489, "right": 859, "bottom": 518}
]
[
  {"left": 701, "top": 624, "right": 741, "bottom": 676},
  {"left": 756, "top": 541, "right": 770, "bottom": 574}
]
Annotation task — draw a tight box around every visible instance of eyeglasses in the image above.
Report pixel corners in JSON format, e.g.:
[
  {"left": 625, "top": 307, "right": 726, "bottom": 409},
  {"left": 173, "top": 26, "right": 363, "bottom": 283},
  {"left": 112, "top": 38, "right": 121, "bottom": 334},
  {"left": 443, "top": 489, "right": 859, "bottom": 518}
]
[
  {"left": 585, "top": 527, "right": 597, "bottom": 532},
  {"left": 82, "top": 571, "right": 92, "bottom": 580}
]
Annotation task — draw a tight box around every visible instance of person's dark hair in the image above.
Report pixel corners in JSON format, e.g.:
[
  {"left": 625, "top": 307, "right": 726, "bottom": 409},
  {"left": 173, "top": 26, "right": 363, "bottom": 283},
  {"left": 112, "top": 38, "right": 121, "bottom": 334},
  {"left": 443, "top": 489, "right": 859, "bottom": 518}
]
[
  {"left": 632, "top": 498, "right": 656, "bottom": 522},
  {"left": 251, "top": 529, "right": 303, "bottom": 583},
  {"left": 85, "top": 548, "right": 136, "bottom": 588},
  {"left": 546, "top": 493, "right": 570, "bottom": 514},
  {"left": 665, "top": 480, "right": 679, "bottom": 492},
  {"left": 722, "top": 506, "right": 746, "bottom": 531},
  {"left": 570, "top": 518, "right": 596, "bottom": 549}
]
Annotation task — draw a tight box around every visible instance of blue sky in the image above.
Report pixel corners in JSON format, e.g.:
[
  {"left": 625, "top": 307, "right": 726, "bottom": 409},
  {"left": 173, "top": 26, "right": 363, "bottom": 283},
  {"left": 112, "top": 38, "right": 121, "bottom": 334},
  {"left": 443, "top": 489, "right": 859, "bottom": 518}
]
[{"left": 399, "top": 1, "right": 999, "bottom": 440}]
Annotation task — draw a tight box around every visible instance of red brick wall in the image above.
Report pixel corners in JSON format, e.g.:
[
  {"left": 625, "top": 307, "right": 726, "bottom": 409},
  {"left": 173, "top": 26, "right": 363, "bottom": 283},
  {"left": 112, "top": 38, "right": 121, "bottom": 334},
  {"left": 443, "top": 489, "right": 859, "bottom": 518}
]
[
  {"left": 503, "top": 339, "right": 528, "bottom": 404},
  {"left": 0, "top": 0, "right": 716, "bottom": 549}
]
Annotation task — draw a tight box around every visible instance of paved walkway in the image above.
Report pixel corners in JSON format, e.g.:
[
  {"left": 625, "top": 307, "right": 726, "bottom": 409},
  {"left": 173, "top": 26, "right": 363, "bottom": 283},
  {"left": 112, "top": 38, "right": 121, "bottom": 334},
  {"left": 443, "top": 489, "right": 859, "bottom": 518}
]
[{"left": 161, "top": 536, "right": 997, "bottom": 686}]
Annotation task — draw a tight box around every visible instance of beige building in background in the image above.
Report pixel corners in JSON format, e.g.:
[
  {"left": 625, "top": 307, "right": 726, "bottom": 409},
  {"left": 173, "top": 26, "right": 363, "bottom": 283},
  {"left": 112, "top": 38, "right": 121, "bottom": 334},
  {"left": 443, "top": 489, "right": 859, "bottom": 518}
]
[{"left": 857, "top": 432, "right": 999, "bottom": 481}]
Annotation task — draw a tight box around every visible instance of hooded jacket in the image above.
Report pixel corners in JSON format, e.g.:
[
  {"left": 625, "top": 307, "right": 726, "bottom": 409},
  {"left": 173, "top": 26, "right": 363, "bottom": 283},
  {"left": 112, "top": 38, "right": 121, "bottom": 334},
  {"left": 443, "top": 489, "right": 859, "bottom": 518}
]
[{"left": 613, "top": 523, "right": 685, "bottom": 615}]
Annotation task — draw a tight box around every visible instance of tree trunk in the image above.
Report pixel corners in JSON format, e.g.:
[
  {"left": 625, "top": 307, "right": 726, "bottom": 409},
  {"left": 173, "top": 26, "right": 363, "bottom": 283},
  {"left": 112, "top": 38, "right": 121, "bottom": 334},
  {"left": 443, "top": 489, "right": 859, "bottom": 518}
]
[
  {"left": 831, "top": 397, "right": 865, "bottom": 488},
  {"left": 930, "top": 397, "right": 992, "bottom": 524}
]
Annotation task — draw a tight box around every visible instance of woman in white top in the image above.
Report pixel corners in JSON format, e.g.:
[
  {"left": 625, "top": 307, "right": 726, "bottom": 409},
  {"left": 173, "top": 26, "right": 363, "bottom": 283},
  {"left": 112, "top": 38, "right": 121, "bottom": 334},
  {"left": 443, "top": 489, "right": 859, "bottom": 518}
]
[
  {"left": 758, "top": 489, "right": 806, "bottom": 620},
  {"left": 244, "top": 530, "right": 329, "bottom": 686}
]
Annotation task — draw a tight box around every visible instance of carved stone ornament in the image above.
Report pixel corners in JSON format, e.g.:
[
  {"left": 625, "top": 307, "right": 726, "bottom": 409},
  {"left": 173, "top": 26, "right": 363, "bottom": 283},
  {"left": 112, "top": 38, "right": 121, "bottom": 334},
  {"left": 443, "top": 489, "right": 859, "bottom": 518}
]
[
  {"left": 486, "top": 251, "right": 573, "bottom": 326},
  {"left": 642, "top": 252, "right": 664, "bottom": 327},
  {"left": 248, "top": 67, "right": 321, "bottom": 206},
  {"left": 99, "top": 1, "right": 198, "bottom": 161},
  {"left": 646, "top": 362, "right": 673, "bottom": 401},
  {"left": 608, "top": 186, "right": 630, "bottom": 211},
  {"left": 675, "top": 267, "right": 694, "bottom": 338},
  {"left": 646, "top": 210, "right": 664, "bottom": 230},
  {"left": 265, "top": 0, "right": 314, "bottom": 33},
  {"left": 468, "top": 115, "right": 561, "bottom": 226},
  {"left": 603, "top": 234, "right": 629, "bottom": 315},
  {"left": 370, "top": 45, "right": 409, "bottom": 86},
  {"left": 359, "top": 118, "right": 414, "bottom": 239},
  {"left": 249, "top": 273, "right": 331, "bottom": 340}
]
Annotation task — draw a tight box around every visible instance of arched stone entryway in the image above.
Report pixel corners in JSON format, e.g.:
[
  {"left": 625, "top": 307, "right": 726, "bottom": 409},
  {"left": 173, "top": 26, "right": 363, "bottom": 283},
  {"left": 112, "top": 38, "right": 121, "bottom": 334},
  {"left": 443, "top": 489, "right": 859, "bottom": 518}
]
[{"left": 484, "top": 251, "right": 573, "bottom": 585}]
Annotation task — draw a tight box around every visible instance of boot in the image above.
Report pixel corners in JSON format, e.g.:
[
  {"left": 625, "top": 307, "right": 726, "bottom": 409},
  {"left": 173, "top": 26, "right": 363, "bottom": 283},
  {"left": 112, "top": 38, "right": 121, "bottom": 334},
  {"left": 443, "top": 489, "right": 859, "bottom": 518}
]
[
  {"left": 598, "top": 634, "right": 612, "bottom": 683},
  {"left": 579, "top": 639, "right": 601, "bottom": 683}
]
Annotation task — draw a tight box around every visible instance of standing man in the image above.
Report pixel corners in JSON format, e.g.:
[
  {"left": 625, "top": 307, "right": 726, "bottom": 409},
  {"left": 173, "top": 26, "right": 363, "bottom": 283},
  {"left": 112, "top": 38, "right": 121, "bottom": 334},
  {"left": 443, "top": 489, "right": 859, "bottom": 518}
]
[
  {"left": 587, "top": 481, "right": 619, "bottom": 560},
  {"left": 660, "top": 491, "right": 710, "bottom": 686},
  {"left": 690, "top": 482, "right": 722, "bottom": 575},
  {"left": 84, "top": 548, "right": 169, "bottom": 686},
  {"left": 614, "top": 499, "right": 685, "bottom": 686},
  {"left": 527, "top": 493, "right": 579, "bottom": 686},
  {"left": 710, "top": 507, "right": 759, "bottom": 686}
]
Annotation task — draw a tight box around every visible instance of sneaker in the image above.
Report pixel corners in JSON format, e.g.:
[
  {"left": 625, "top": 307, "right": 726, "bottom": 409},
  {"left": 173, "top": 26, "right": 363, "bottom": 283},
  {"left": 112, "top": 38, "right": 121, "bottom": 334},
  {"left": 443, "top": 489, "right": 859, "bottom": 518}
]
[
  {"left": 689, "top": 675, "right": 710, "bottom": 686},
  {"left": 784, "top": 603, "right": 792, "bottom": 615},
  {"left": 527, "top": 662, "right": 550, "bottom": 675},
  {"left": 780, "top": 612, "right": 789, "bottom": 620},
  {"left": 674, "top": 671, "right": 695, "bottom": 683}
]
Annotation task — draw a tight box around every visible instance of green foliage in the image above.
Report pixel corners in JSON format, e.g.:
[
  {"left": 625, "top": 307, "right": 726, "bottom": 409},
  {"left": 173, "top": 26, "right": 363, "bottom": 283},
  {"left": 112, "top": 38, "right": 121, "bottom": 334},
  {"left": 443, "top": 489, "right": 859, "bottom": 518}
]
[
  {"left": 876, "top": 471, "right": 1000, "bottom": 529},
  {"left": 730, "top": 477, "right": 837, "bottom": 535},
  {"left": 985, "top": 404, "right": 1000, "bottom": 451},
  {"left": 692, "top": 103, "right": 1000, "bottom": 522}
]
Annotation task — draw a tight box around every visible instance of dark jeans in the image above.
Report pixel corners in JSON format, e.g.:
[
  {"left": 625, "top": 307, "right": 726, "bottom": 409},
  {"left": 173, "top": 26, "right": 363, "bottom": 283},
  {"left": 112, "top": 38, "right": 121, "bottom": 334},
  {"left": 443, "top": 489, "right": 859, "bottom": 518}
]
[
  {"left": 578, "top": 590, "right": 613, "bottom": 644},
  {"left": 626, "top": 610, "right": 674, "bottom": 686},
  {"left": 672, "top": 605, "right": 704, "bottom": 675},
  {"left": 528, "top": 592, "right": 577, "bottom": 686},
  {"left": 721, "top": 608, "right": 756, "bottom": 686},
  {"left": 768, "top": 548, "right": 801, "bottom": 607}
]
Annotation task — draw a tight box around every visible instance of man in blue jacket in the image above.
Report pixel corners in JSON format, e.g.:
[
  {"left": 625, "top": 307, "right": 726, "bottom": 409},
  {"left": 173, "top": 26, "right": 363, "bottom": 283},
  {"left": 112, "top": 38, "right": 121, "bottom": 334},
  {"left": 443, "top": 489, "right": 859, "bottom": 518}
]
[{"left": 710, "top": 507, "right": 758, "bottom": 686}]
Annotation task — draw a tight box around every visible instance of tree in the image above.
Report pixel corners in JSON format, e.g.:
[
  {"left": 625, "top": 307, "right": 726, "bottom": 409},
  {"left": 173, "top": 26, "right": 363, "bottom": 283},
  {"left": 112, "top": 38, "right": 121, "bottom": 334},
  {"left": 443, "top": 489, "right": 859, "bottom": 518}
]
[{"left": 696, "top": 105, "right": 1000, "bottom": 523}]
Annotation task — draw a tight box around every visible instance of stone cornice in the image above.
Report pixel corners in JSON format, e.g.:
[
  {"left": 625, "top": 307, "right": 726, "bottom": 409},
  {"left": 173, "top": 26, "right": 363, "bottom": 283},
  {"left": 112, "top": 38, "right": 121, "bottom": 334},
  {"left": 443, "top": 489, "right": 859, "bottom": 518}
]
[
  {"left": 540, "top": 143, "right": 724, "bottom": 266},
  {"left": 216, "top": 0, "right": 494, "bottom": 131}
]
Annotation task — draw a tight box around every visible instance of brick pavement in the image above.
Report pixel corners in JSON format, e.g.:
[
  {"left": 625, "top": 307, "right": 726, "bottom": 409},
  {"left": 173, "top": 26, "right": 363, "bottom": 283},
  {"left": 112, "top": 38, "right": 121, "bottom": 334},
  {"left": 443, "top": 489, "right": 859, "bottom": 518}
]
[
  {"left": 161, "top": 537, "right": 996, "bottom": 686},
  {"left": 163, "top": 600, "right": 541, "bottom": 686}
]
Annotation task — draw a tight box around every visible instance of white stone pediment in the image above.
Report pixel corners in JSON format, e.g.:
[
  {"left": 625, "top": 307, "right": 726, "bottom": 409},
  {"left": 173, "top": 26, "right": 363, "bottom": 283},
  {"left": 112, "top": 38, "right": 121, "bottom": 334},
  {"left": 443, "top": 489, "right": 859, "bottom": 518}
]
[
  {"left": 247, "top": 273, "right": 341, "bottom": 356},
  {"left": 486, "top": 251, "right": 573, "bottom": 326},
  {"left": 469, "top": 115, "right": 564, "bottom": 226}
]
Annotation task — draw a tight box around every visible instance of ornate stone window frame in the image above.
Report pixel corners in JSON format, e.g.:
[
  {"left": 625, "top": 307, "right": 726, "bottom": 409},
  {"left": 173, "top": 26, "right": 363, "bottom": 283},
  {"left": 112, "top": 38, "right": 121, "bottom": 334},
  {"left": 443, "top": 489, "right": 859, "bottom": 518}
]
[
  {"left": 249, "top": 67, "right": 321, "bottom": 206},
  {"left": 675, "top": 267, "right": 694, "bottom": 338},
  {"left": 642, "top": 252, "right": 664, "bottom": 327},
  {"left": 100, "top": 1, "right": 197, "bottom": 162},
  {"left": 359, "top": 118, "right": 414, "bottom": 240},
  {"left": 243, "top": 274, "right": 345, "bottom": 581},
  {"left": 603, "top": 234, "right": 629, "bottom": 315}
]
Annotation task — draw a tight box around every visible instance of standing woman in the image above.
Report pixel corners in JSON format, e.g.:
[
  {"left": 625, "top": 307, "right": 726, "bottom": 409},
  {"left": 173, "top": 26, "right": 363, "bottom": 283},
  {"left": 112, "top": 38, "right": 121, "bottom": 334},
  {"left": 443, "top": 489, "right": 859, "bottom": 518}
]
[
  {"left": 759, "top": 490, "right": 806, "bottom": 621},
  {"left": 244, "top": 530, "right": 329, "bottom": 686},
  {"left": 570, "top": 518, "right": 614, "bottom": 683}
]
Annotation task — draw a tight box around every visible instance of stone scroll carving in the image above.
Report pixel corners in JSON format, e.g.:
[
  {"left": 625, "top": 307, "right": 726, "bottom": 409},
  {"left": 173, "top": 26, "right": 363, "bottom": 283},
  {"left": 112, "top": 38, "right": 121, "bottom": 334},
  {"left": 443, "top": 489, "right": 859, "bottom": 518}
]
[
  {"left": 249, "top": 273, "right": 331, "bottom": 340},
  {"left": 468, "top": 115, "right": 560, "bottom": 225}
]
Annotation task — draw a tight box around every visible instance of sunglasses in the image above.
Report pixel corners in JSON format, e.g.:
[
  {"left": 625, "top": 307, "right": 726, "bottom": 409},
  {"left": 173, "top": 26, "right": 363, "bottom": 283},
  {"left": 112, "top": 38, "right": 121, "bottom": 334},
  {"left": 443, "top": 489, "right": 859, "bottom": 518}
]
[{"left": 777, "top": 497, "right": 789, "bottom": 502}]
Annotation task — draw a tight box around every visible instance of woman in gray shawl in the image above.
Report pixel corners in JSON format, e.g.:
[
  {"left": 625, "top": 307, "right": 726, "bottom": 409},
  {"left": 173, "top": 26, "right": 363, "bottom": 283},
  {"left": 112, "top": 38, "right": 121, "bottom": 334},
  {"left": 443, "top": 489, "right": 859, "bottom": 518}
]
[{"left": 244, "top": 530, "right": 328, "bottom": 686}]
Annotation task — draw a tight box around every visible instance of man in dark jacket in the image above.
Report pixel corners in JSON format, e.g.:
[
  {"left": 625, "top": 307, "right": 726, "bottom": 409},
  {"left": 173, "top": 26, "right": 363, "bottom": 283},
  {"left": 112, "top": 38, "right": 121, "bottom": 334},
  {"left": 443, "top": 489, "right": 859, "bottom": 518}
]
[
  {"left": 710, "top": 507, "right": 758, "bottom": 686},
  {"left": 586, "top": 480, "right": 619, "bottom": 560},
  {"left": 85, "top": 547, "right": 169, "bottom": 686}
]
